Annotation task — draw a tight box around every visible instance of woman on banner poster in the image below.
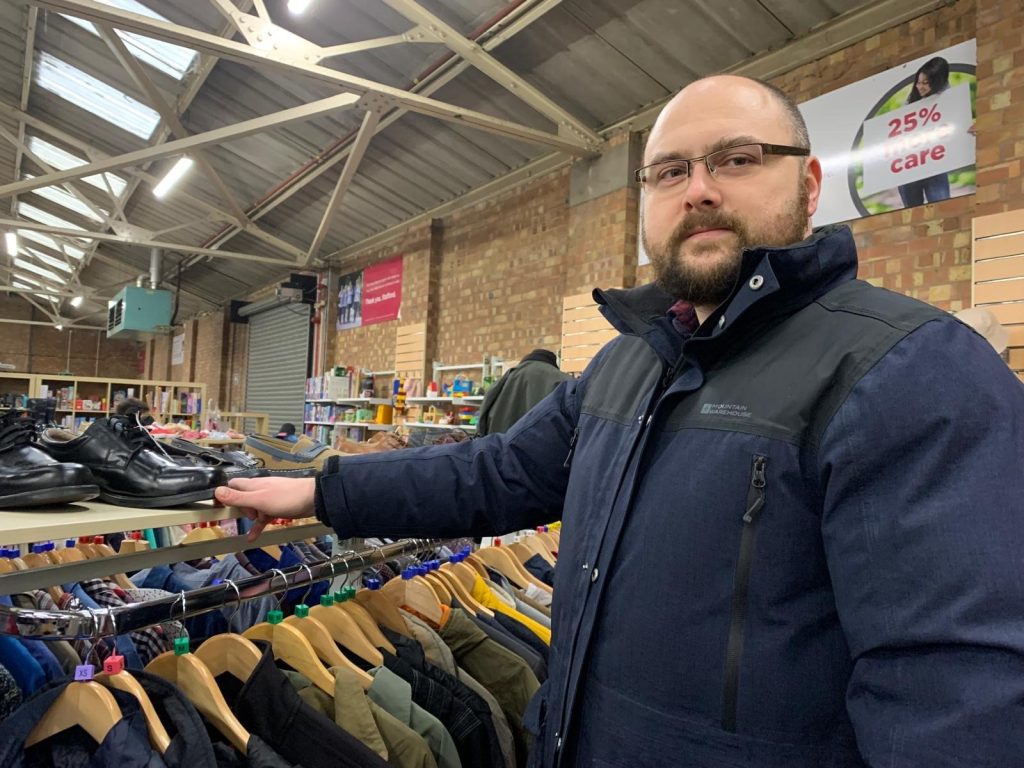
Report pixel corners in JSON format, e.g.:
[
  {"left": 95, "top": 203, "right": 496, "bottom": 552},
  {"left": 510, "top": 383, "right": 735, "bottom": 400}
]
[{"left": 897, "top": 57, "right": 952, "bottom": 207}]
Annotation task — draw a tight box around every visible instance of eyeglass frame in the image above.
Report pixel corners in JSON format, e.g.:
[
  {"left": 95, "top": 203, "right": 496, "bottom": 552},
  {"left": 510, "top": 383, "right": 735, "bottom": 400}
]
[{"left": 633, "top": 142, "right": 810, "bottom": 188}]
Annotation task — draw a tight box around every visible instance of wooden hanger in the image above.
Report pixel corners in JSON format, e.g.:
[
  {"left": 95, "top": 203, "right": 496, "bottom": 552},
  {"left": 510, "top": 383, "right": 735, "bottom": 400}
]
[
  {"left": 309, "top": 602, "right": 384, "bottom": 666},
  {"left": 243, "top": 618, "right": 337, "bottom": 695},
  {"left": 478, "top": 546, "right": 553, "bottom": 593},
  {"left": 147, "top": 649, "right": 250, "bottom": 753},
  {"left": 24, "top": 680, "right": 123, "bottom": 748},
  {"left": 194, "top": 633, "right": 262, "bottom": 682},
  {"left": 353, "top": 588, "right": 414, "bottom": 638},
  {"left": 536, "top": 531, "right": 558, "bottom": 554},
  {"left": 283, "top": 610, "right": 373, "bottom": 689},
  {"left": 381, "top": 571, "right": 444, "bottom": 627},
  {"left": 506, "top": 541, "right": 536, "bottom": 566},
  {"left": 0, "top": 558, "right": 13, "bottom": 574},
  {"left": 53, "top": 545, "right": 87, "bottom": 563},
  {"left": 83, "top": 540, "right": 136, "bottom": 591},
  {"left": 464, "top": 553, "right": 490, "bottom": 579},
  {"left": 520, "top": 535, "right": 557, "bottom": 567},
  {"left": 337, "top": 600, "right": 397, "bottom": 654},
  {"left": 181, "top": 525, "right": 219, "bottom": 544},
  {"left": 423, "top": 572, "right": 452, "bottom": 605},
  {"left": 96, "top": 662, "right": 172, "bottom": 753},
  {"left": 438, "top": 563, "right": 494, "bottom": 618},
  {"left": 20, "top": 551, "right": 64, "bottom": 603}
]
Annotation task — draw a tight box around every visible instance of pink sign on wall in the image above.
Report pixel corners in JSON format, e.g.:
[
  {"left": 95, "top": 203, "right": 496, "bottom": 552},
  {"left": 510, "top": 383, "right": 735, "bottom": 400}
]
[{"left": 361, "top": 256, "right": 403, "bottom": 326}]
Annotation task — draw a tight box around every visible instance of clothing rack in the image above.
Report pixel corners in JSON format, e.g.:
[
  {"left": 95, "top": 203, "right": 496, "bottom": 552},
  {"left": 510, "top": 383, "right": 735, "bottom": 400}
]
[{"left": 0, "top": 538, "right": 444, "bottom": 641}]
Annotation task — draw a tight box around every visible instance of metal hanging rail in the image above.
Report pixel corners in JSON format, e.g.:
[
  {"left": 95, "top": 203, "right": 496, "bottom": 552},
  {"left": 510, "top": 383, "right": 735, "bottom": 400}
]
[{"left": 0, "top": 538, "right": 443, "bottom": 641}]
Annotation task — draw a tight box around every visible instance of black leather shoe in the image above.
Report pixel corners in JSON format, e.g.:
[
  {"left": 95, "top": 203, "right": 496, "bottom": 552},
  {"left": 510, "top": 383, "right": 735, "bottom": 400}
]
[
  {"left": 0, "top": 410, "right": 99, "bottom": 508},
  {"left": 39, "top": 417, "right": 227, "bottom": 507}
]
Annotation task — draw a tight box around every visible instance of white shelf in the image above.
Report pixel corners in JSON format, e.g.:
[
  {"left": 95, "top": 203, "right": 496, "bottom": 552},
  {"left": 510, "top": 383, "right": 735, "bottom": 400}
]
[
  {"left": 405, "top": 422, "right": 476, "bottom": 432},
  {"left": 304, "top": 397, "right": 391, "bottom": 406},
  {"left": 335, "top": 422, "right": 395, "bottom": 431},
  {"left": 407, "top": 396, "right": 484, "bottom": 404},
  {"left": 304, "top": 420, "right": 337, "bottom": 426},
  {"left": 0, "top": 499, "right": 240, "bottom": 544}
]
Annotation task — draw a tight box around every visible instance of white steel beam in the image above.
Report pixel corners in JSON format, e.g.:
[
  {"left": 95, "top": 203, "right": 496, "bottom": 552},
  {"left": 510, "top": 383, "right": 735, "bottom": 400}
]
[
  {"left": 0, "top": 93, "right": 362, "bottom": 200},
  {"left": 0, "top": 219, "right": 299, "bottom": 266},
  {"left": 0, "top": 317, "right": 106, "bottom": 330},
  {"left": 202, "top": 0, "right": 568, "bottom": 253},
  {"left": 306, "top": 105, "right": 381, "bottom": 264},
  {"left": 11, "top": 6, "right": 38, "bottom": 217},
  {"left": 98, "top": 23, "right": 252, "bottom": 227},
  {"left": 31, "top": 0, "right": 596, "bottom": 155},
  {"left": 319, "top": 31, "right": 431, "bottom": 59},
  {"left": 381, "top": 0, "right": 598, "bottom": 145}
]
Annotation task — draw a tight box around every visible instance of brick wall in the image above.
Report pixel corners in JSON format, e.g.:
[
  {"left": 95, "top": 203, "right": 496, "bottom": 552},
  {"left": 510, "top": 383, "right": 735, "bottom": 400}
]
[
  {"left": 0, "top": 294, "right": 142, "bottom": 378},
  {"left": 193, "top": 310, "right": 229, "bottom": 408}
]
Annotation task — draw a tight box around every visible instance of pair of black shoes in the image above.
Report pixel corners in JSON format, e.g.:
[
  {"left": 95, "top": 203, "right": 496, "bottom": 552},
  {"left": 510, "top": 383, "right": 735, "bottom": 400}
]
[{"left": 0, "top": 409, "right": 228, "bottom": 508}]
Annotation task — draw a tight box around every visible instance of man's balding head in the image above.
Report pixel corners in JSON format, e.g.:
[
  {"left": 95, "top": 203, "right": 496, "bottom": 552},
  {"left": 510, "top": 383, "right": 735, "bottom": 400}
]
[{"left": 640, "top": 75, "right": 822, "bottom": 316}]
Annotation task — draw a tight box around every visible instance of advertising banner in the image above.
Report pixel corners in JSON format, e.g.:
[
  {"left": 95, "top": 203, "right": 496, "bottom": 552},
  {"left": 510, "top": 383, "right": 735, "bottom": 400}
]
[
  {"left": 336, "top": 269, "right": 362, "bottom": 331},
  {"left": 800, "top": 39, "right": 976, "bottom": 226},
  {"left": 361, "top": 256, "right": 403, "bottom": 326}
]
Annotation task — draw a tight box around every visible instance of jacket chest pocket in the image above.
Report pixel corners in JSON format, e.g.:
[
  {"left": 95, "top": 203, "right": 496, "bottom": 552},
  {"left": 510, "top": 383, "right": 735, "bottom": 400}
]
[{"left": 722, "top": 453, "right": 767, "bottom": 732}]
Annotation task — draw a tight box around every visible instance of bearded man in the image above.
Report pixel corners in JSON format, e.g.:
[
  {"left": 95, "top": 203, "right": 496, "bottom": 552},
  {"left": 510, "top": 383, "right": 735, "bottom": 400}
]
[{"left": 217, "top": 76, "right": 1024, "bottom": 767}]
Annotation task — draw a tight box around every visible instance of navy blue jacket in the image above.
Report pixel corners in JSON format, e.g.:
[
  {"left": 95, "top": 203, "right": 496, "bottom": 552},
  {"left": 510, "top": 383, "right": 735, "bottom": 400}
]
[{"left": 316, "top": 226, "right": 1024, "bottom": 767}]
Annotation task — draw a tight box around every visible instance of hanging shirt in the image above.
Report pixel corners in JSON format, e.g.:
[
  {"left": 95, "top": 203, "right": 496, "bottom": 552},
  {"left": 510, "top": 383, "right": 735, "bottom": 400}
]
[
  {"left": 456, "top": 603, "right": 547, "bottom": 683},
  {"left": 132, "top": 671, "right": 219, "bottom": 768},
  {"left": 0, "top": 663, "right": 22, "bottom": 721},
  {"left": 215, "top": 641, "right": 388, "bottom": 768}
]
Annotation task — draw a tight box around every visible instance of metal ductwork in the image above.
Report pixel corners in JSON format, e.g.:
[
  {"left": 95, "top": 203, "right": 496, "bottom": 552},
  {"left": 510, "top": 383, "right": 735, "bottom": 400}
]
[{"left": 150, "top": 247, "right": 162, "bottom": 290}]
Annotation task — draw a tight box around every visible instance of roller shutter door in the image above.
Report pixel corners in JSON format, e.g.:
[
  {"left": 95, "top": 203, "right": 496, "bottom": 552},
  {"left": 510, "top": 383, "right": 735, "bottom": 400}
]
[{"left": 245, "top": 302, "right": 311, "bottom": 433}]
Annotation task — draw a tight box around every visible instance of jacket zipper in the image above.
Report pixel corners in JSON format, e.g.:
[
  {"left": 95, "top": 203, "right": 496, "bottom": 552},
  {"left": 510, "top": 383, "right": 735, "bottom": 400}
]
[
  {"left": 721, "top": 454, "right": 767, "bottom": 732},
  {"left": 562, "top": 427, "right": 579, "bottom": 468}
]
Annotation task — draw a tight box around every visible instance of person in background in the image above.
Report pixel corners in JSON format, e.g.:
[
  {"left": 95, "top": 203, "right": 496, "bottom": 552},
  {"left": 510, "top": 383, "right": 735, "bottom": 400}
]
[
  {"left": 216, "top": 74, "right": 1024, "bottom": 766},
  {"left": 955, "top": 306, "right": 1010, "bottom": 362},
  {"left": 476, "top": 349, "right": 572, "bottom": 436},
  {"left": 276, "top": 422, "right": 299, "bottom": 443},
  {"left": 898, "top": 56, "right": 953, "bottom": 207}
]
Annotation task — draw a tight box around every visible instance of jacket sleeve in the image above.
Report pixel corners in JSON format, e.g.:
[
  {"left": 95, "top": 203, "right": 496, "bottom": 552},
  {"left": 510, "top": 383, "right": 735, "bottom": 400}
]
[
  {"left": 315, "top": 377, "right": 580, "bottom": 538},
  {"left": 818, "top": 317, "right": 1024, "bottom": 766}
]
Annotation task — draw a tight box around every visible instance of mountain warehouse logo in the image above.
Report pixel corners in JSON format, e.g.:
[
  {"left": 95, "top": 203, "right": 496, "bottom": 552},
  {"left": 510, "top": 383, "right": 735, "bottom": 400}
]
[{"left": 700, "top": 402, "right": 752, "bottom": 418}]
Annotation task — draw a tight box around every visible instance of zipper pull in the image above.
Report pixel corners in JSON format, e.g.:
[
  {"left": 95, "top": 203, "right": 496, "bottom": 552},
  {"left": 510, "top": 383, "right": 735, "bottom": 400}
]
[
  {"left": 743, "top": 455, "right": 767, "bottom": 523},
  {"left": 563, "top": 427, "right": 579, "bottom": 468}
]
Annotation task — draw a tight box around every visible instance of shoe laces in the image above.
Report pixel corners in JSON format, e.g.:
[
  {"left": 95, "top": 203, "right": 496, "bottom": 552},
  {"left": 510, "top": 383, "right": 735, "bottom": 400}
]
[
  {"left": 112, "top": 413, "right": 175, "bottom": 462},
  {"left": 0, "top": 410, "right": 35, "bottom": 452}
]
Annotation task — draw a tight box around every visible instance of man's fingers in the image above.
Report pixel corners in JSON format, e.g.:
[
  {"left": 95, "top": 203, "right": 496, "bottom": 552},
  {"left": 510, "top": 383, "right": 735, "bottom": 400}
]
[
  {"left": 247, "top": 517, "right": 269, "bottom": 542},
  {"left": 214, "top": 485, "right": 246, "bottom": 506},
  {"left": 227, "top": 476, "right": 265, "bottom": 492}
]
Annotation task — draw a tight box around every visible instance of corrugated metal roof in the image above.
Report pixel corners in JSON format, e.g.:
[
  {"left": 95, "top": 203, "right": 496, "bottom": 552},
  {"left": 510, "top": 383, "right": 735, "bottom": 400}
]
[{"left": 0, "top": 0, "right": 876, "bottom": 325}]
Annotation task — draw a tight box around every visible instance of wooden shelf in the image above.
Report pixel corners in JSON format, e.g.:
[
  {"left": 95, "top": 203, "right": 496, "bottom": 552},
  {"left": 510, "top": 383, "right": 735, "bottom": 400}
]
[
  {"left": 407, "top": 396, "right": 483, "bottom": 404},
  {"left": 404, "top": 422, "right": 476, "bottom": 432},
  {"left": 0, "top": 499, "right": 237, "bottom": 543}
]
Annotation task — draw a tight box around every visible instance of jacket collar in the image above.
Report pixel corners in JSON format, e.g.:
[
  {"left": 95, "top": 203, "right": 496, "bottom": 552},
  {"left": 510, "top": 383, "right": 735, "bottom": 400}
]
[{"left": 594, "top": 224, "right": 858, "bottom": 360}]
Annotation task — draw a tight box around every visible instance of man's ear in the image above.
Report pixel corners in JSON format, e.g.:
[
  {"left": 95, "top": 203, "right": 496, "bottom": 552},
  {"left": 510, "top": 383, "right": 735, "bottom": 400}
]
[{"left": 805, "top": 155, "right": 823, "bottom": 219}]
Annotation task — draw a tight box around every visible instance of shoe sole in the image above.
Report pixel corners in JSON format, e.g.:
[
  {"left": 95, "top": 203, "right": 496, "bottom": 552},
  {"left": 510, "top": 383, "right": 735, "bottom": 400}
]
[
  {"left": 0, "top": 484, "right": 101, "bottom": 508},
  {"left": 99, "top": 486, "right": 218, "bottom": 508}
]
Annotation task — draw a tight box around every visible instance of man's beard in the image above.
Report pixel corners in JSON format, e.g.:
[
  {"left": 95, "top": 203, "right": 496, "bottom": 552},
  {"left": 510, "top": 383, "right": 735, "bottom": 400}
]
[{"left": 644, "top": 184, "right": 810, "bottom": 306}]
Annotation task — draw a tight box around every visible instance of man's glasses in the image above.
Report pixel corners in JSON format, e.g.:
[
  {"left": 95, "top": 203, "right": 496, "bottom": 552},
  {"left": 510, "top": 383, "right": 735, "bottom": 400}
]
[{"left": 634, "top": 143, "right": 809, "bottom": 193}]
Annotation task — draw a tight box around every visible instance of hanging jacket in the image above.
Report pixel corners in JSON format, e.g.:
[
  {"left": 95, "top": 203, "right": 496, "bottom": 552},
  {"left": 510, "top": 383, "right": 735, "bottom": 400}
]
[
  {"left": 476, "top": 354, "right": 571, "bottom": 436},
  {"left": 315, "top": 225, "right": 1024, "bottom": 767}
]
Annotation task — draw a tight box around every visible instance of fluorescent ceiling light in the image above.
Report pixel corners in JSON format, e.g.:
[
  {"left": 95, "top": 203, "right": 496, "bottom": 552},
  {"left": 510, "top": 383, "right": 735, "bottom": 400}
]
[
  {"left": 288, "top": 0, "right": 313, "bottom": 13},
  {"left": 35, "top": 51, "right": 160, "bottom": 139},
  {"left": 70, "top": 295, "right": 84, "bottom": 308},
  {"left": 5, "top": 232, "right": 16, "bottom": 256},
  {"left": 153, "top": 157, "right": 193, "bottom": 199},
  {"left": 26, "top": 136, "right": 126, "bottom": 197},
  {"left": 55, "top": 322, "right": 64, "bottom": 331}
]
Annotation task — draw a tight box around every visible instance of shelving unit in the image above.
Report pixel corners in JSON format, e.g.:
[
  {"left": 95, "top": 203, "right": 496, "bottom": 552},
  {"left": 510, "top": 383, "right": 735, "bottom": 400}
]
[
  {"left": 0, "top": 371, "right": 34, "bottom": 409},
  {"left": 0, "top": 499, "right": 330, "bottom": 592},
  {"left": 304, "top": 369, "right": 397, "bottom": 443}
]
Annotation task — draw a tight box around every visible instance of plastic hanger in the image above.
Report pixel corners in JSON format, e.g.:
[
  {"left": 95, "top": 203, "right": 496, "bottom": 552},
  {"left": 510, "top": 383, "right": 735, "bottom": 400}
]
[
  {"left": 241, "top": 570, "right": 337, "bottom": 695},
  {"left": 146, "top": 593, "right": 251, "bottom": 753},
  {"left": 94, "top": 612, "right": 171, "bottom": 753}
]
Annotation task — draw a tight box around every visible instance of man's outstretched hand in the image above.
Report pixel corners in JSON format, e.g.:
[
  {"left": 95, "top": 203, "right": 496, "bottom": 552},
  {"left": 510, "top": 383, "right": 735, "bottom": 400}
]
[{"left": 214, "top": 476, "right": 317, "bottom": 542}]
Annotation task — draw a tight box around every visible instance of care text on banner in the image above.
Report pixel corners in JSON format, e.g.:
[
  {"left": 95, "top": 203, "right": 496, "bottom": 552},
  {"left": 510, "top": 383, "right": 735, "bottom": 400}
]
[
  {"left": 361, "top": 256, "right": 403, "bottom": 326},
  {"left": 861, "top": 84, "right": 974, "bottom": 196}
]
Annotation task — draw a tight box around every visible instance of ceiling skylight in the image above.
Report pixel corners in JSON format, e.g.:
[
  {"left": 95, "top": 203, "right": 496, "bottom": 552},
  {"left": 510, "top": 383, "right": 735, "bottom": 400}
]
[
  {"left": 27, "top": 136, "right": 127, "bottom": 197},
  {"left": 15, "top": 258, "right": 66, "bottom": 285},
  {"left": 12, "top": 277, "right": 60, "bottom": 302},
  {"left": 19, "top": 230, "right": 86, "bottom": 260},
  {"left": 17, "top": 201, "right": 88, "bottom": 233},
  {"left": 24, "top": 247, "right": 74, "bottom": 274},
  {"left": 35, "top": 51, "right": 161, "bottom": 139},
  {"left": 25, "top": 175, "right": 108, "bottom": 223},
  {"left": 61, "top": 0, "right": 198, "bottom": 81}
]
